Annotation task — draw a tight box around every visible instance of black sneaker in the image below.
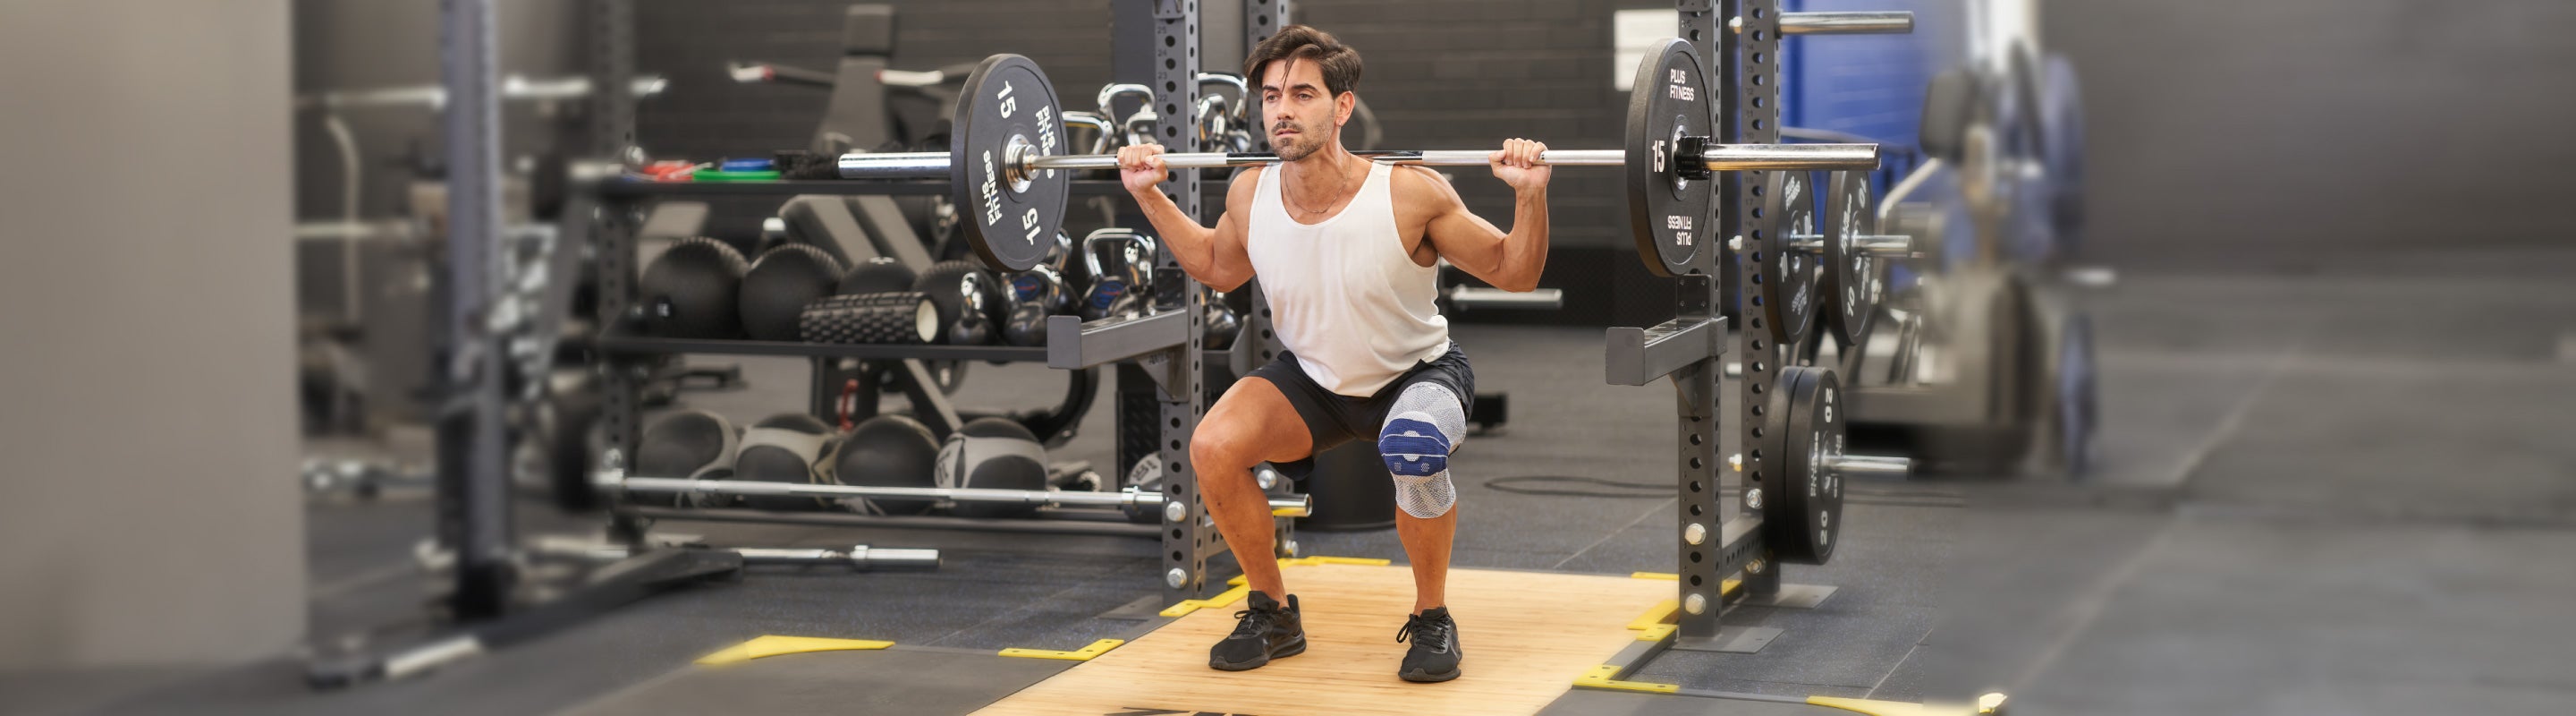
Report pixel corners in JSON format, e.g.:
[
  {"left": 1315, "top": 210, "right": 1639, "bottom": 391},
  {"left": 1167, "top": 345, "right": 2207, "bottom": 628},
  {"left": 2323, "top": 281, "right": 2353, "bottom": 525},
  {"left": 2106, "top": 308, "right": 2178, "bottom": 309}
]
[
  {"left": 1395, "top": 607, "right": 1462, "bottom": 682},
  {"left": 1209, "top": 592, "right": 1305, "bottom": 671}
]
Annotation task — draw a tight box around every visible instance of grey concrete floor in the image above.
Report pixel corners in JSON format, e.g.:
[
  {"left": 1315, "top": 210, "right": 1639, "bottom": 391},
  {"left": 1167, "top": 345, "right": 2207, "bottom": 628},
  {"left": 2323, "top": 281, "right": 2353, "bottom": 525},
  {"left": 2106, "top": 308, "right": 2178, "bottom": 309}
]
[{"left": 10, "top": 265, "right": 2574, "bottom": 716}]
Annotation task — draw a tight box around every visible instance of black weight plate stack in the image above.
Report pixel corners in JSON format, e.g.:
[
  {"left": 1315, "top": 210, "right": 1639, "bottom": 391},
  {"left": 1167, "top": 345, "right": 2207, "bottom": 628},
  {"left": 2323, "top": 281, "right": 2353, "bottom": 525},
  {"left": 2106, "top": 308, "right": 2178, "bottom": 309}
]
[
  {"left": 1758, "top": 170, "right": 1824, "bottom": 350},
  {"left": 1623, "top": 38, "right": 1716, "bottom": 277},
  {"left": 1824, "top": 171, "right": 1883, "bottom": 347},
  {"left": 800, "top": 292, "right": 936, "bottom": 344},
  {"left": 1767, "top": 366, "right": 1844, "bottom": 565},
  {"left": 740, "top": 243, "right": 846, "bottom": 341},
  {"left": 638, "top": 237, "right": 750, "bottom": 339},
  {"left": 951, "top": 54, "right": 1069, "bottom": 272}
]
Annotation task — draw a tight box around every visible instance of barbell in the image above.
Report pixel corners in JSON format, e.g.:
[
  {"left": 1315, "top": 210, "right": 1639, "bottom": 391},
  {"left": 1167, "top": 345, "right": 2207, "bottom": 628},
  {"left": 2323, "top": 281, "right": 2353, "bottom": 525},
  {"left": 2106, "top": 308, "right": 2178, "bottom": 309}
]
[
  {"left": 596, "top": 469, "right": 1313, "bottom": 518},
  {"left": 786, "top": 39, "right": 1881, "bottom": 277}
]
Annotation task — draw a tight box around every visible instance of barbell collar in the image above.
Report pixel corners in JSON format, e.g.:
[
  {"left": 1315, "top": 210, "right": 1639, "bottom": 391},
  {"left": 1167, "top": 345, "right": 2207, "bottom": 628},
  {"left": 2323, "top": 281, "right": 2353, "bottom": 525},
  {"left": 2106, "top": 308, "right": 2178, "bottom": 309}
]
[
  {"left": 1826, "top": 454, "right": 1912, "bottom": 476},
  {"left": 1732, "top": 12, "right": 1916, "bottom": 36}
]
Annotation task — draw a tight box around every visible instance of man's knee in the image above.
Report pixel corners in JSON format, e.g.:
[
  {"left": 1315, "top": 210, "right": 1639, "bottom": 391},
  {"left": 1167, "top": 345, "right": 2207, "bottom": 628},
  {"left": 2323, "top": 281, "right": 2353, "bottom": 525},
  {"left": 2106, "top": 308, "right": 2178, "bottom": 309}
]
[
  {"left": 1379, "top": 383, "right": 1466, "bottom": 519},
  {"left": 1190, "top": 424, "right": 1253, "bottom": 475}
]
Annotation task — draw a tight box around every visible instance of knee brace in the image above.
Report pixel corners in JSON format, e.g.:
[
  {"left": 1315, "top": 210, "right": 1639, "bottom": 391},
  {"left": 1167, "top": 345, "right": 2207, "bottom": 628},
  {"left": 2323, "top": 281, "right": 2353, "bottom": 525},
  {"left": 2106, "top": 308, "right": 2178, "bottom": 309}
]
[{"left": 1379, "top": 382, "right": 1467, "bottom": 519}]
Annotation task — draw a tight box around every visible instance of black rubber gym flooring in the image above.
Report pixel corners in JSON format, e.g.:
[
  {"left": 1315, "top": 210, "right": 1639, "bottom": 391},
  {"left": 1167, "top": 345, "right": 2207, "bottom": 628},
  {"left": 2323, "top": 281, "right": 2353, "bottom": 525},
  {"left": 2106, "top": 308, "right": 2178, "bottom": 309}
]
[{"left": 11, "top": 262, "right": 2575, "bottom": 715}]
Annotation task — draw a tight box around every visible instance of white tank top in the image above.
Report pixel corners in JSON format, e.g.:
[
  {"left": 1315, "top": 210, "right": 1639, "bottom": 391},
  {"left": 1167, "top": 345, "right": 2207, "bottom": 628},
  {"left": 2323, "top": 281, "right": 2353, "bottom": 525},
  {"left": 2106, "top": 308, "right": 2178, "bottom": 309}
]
[{"left": 1246, "top": 161, "right": 1450, "bottom": 396}]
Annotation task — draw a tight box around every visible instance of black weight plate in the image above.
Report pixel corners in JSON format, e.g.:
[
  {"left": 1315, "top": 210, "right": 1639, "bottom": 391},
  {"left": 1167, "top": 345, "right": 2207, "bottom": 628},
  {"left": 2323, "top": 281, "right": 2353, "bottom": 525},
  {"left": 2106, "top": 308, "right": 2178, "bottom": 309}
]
[
  {"left": 1919, "top": 68, "right": 1975, "bottom": 163},
  {"left": 1824, "top": 171, "right": 1882, "bottom": 347},
  {"left": 1758, "top": 170, "right": 1823, "bottom": 349},
  {"left": 1775, "top": 366, "right": 1845, "bottom": 565},
  {"left": 1623, "top": 38, "right": 1715, "bottom": 277},
  {"left": 1758, "top": 363, "right": 1798, "bottom": 556},
  {"left": 2040, "top": 53, "right": 2086, "bottom": 247},
  {"left": 951, "top": 54, "right": 1069, "bottom": 272}
]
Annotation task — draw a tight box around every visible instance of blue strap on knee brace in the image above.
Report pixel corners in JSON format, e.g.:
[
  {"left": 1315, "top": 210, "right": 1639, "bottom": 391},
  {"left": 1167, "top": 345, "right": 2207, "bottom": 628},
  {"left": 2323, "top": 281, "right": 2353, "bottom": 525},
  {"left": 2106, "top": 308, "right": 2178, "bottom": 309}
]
[{"left": 1379, "top": 415, "right": 1452, "bottom": 477}]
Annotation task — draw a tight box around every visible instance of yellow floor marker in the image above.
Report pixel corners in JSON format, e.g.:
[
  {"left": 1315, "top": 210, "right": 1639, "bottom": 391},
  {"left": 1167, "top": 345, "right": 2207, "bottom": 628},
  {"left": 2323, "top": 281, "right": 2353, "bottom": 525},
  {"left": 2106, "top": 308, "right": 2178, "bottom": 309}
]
[
  {"left": 1159, "top": 584, "right": 1251, "bottom": 618},
  {"left": 998, "top": 639, "right": 1125, "bottom": 661},
  {"left": 1626, "top": 599, "right": 1680, "bottom": 642},
  {"left": 1809, "top": 694, "right": 2007, "bottom": 716},
  {"left": 693, "top": 635, "right": 893, "bottom": 665},
  {"left": 1572, "top": 664, "right": 1680, "bottom": 694}
]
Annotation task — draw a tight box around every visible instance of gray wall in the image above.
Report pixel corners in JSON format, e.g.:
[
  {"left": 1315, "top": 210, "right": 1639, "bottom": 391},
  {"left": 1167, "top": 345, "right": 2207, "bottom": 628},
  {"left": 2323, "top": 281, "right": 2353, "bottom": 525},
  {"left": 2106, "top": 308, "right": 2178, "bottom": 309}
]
[
  {"left": 2046, "top": 0, "right": 2576, "bottom": 271},
  {"left": 633, "top": 0, "right": 1647, "bottom": 251},
  {"left": 0, "top": 2, "right": 304, "bottom": 669},
  {"left": 294, "top": 0, "right": 583, "bottom": 220}
]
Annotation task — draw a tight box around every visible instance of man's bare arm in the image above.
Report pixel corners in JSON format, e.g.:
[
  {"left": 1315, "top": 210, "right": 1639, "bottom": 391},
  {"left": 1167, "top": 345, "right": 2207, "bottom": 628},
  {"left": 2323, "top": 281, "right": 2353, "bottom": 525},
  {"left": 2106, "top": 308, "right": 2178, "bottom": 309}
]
[
  {"left": 1120, "top": 146, "right": 1257, "bottom": 291},
  {"left": 1411, "top": 140, "right": 1551, "bottom": 292}
]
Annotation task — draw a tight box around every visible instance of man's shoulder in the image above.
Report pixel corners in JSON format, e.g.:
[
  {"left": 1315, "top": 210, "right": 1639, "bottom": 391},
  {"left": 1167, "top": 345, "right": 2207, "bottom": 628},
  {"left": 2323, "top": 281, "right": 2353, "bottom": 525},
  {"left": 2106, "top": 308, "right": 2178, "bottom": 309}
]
[{"left": 1386, "top": 164, "right": 1461, "bottom": 210}]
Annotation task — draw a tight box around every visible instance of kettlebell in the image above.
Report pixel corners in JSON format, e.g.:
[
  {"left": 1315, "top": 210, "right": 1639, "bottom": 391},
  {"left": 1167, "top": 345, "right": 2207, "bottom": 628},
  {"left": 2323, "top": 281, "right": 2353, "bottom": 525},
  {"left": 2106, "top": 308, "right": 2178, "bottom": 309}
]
[
  {"left": 1079, "top": 228, "right": 1156, "bottom": 321},
  {"left": 949, "top": 271, "right": 999, "bottom": 345},
  {"left": 1008, "top": 264, "right": 1072, "bottom": 317},
  {"left": 1203, "top": 291, "right": 1241, "bottom": 350},
  {"left": 1003, "top": 302, "right": 1050, "bottom": 346}
]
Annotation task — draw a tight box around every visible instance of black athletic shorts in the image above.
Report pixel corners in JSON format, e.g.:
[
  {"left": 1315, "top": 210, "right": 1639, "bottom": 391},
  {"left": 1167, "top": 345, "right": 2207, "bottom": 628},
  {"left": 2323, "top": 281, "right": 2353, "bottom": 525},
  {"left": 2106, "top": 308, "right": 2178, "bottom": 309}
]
[{"left": 1243, "top": 341, "right": 1475, "bottom": 481}]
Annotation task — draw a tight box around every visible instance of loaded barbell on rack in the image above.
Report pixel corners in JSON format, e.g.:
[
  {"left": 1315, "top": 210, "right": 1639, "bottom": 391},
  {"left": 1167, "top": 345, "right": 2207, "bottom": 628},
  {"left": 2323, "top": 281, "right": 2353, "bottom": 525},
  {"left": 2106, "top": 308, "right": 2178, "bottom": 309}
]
[{"left": 776, "top": 40, "right": 1880, "bottom": 276}]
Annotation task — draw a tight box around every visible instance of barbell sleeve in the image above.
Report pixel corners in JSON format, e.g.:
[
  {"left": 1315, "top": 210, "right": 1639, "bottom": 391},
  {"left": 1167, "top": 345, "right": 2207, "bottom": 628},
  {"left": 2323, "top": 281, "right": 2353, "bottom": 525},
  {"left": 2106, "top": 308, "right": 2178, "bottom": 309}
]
[
  {"left": 1787, "top": 234, "right": 1918, "bottom": 258},
  {"left": 836, "top": 152, "right": 958, "bottom": 180},
  {"left": 569, "top": 544, "right": 942, "bottom": 568},
  {"left": 1827, "top": 454, "right": 1912, "bottom": 477},
  {"left": 602, "top": 471, "right": 1312, "bottom": 516},
  {"left": 1733, "top": 12, "right": 1915, "bottom": 36}
]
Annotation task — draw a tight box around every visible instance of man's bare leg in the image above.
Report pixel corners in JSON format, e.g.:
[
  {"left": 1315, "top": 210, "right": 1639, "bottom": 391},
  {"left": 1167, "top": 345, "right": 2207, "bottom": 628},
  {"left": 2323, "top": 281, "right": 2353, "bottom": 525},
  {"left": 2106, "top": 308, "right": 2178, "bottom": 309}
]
[
  {"left": 1191, "top": 377, "right": 1313, "bottom": 601},
  {"left": 1395, "top": 507, "right": 1457, "bottom": 613}
]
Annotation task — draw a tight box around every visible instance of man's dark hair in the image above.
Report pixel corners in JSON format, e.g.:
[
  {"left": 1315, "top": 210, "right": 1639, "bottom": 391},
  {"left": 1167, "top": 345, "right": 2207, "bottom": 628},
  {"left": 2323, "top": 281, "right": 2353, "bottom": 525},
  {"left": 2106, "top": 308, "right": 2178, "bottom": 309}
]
[{"left": 1244, "top": 25, "right": 1362, "bottom": 98}]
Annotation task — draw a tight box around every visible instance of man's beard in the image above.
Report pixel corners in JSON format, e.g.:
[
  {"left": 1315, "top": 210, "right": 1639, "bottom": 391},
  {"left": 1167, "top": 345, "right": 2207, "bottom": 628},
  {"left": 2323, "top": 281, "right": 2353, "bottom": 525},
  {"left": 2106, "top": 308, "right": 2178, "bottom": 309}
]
[{"left": 1272, "top": 123, "right": 1318, "bottom": 161}]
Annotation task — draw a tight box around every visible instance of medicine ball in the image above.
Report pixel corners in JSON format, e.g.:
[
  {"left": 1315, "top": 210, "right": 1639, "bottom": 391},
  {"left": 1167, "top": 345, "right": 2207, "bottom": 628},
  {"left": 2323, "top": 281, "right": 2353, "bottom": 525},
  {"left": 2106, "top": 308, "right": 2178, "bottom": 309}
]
[
  {"left": 912, "top": 260, "right": 1007, "bottom": 344},
  {"left": 732, "top": 413, "right": 836, "bottom": 511},
  {"left": 740, "top": 244, "right": 846, "bottom": 341},
  {"left": 636, "top": 409, "right": 738, "bottom": 507},
  {"left": 935, "top": 417, "right": 1050, "bottom": 518},
  {"left": 639, "top": 237, "right": 750, "bottom": 339},
  {"left": 829, "top": 414, "right": 942, "bottom": 515},
  {"left": 839, "top": 256, "right": 917, "bottom": 294}
]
